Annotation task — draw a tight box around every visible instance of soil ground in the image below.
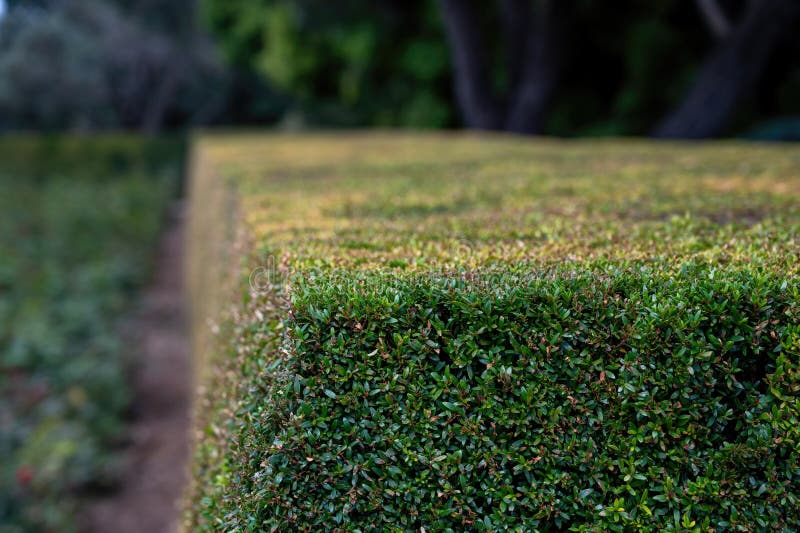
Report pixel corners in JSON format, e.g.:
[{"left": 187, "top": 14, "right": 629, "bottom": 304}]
[{"left": 81, "top": 204, "right": 191, "bottom": 533}]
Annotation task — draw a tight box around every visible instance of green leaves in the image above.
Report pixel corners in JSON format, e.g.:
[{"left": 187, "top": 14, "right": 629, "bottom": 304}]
[
  {"left": 205, "top": 264, "right": 800, "bottom": 530},
  {"left": 188, "top": 136, "right": 800, "bottom": 531},
  {"left": 0, "top": 136, "right": 180, "bottom": 531}
]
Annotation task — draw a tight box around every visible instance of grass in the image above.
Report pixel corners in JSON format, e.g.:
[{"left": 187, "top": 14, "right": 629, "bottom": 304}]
[
  {"left": 0, "top": 135, "right": 182, "bottom": 532},
  {"left": 187, "top": 133, "right": 800, "bottom": 531}
]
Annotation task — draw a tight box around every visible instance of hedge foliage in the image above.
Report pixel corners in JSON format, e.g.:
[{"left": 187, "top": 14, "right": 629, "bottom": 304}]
[
  {"left": 0, "top": 135, "right": 181, "bottom": 531},
  {"left": 187, "top": 134, "right": 800, "bottom": 531}
]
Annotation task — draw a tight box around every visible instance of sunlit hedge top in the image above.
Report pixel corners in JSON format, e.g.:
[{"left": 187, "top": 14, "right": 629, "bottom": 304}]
[
  {"left": 195, "top": 133, "right": 799, "bottom": 273},
  {"left": 188, "top": 133, "right": 800, "bottom": 532}
]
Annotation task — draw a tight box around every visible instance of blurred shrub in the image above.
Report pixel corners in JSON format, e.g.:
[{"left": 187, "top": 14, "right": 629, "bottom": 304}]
[
  {"left": 0, "top": 135, "right": 182, "bottom": 531},
  {"left": 745, "top": 116, "right": 800, "bottom": 141},
  {"left": 0, "top": 134, "right": 185, "bottom": 179},
  {"left": 0, "top": 8, "right": 111, "bottom": 129},
  {"left": 202, "top": 0, "right": 454, "bottom": 128},
  {"left": 0, "top": 0, "right": 226, "bottom": 132}
]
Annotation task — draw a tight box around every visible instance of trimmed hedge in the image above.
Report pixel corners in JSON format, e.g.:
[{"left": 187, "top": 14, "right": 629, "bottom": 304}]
[
  {"left": 187, "top": 134, "right": 800, "bottom": 531},
  {"left": 0, "top": 136, "right": 182, "bottom": 531}
]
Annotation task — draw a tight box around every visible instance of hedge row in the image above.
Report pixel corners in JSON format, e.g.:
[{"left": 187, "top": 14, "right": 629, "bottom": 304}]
[
  {"left": 0, "top": 136, "right": 181, "bottom": 531},
  {"left": 187, "top": 134, "right": 800, "bottom": 531}
]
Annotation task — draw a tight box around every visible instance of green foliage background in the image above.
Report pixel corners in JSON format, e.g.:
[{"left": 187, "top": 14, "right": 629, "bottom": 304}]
[
  {"left": 0, "top": 136, "right": 182, "bottom": 531},
  {"left": 2, "top": 0, "right": 798, "bottom": 135},
  {"left": 203, "top": 0, "right": 453, "bottom": 128},
  {"left": 202, "top": 0, "right": 800, "bottom": 136}
]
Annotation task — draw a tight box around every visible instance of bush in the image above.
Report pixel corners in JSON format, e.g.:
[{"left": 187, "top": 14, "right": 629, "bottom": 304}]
[
  {"left": 263, "top": 266, "right": 799, "bottom": 530},
  {"left": 0, "top": 135, "right": 181, "bottom": 531},
  {"left": 187, "top": 134, "right": 800, "bottom": 531},
  {"left": 0, "top": 1, "right": 225, "bottom": 132},
  {"left": 202, "top": 0, "right": 453, "bottom": 128}
]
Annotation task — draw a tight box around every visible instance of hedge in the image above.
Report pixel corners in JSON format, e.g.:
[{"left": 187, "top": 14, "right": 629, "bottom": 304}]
[
  {"left": 186, "top": 133, "right": 800, "bottom": 531},
  {"left": 0, "top": 135, "right": 182, "bottom": 532}
]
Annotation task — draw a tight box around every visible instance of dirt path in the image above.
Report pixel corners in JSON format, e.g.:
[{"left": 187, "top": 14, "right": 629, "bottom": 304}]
[{"left": 82, "top": 203, "right": 191, "bottom": 533}]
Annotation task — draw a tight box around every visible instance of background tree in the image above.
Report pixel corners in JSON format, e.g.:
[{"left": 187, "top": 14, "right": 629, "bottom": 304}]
[
  {"left": 203, "top": 0, "right": 454, "bottom": 128},
  {"left": 437, "top": 0, "right": 563, "bottom": 133},
  {"left": 202, "top": 0, "right": 800, "bottom": 136},
  {"left": 654, "top": 0, "right": 800, "bottom": 138},
  {"left": 2, "top": 0, "right": 800, "bottom": 137},
  {"left": 0, "top": 0, "right": 226, "bottom": 132}
]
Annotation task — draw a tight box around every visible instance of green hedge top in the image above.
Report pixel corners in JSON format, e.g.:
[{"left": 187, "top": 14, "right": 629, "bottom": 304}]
[
  {"left": 190, "top": 134, "right": 800, "bottom": 275},
  {"left": 187, "top": 134, "right": 800, "bottom": 531}
]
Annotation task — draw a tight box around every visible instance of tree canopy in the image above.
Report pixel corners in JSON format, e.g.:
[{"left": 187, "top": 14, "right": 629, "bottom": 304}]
[
  {"left": 202, "top": 0, "right": 800, "bottom": 137},
  {"left": 1, "top": 0, "right": 799, "bottom": 137}
]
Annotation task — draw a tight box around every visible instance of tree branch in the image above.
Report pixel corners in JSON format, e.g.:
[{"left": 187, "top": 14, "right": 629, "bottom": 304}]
[{"left": 695, "top": 0, "right": 731, "bottom": 39}]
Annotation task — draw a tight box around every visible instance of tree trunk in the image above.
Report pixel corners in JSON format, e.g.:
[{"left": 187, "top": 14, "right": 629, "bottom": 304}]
[
  {"left": 438, "top": 0, "right": 503, "bottom": 130},
  {"left": 504, "top": 0, "right": 561, "bottom": 134},
  {"left": 695, "top": 0, "right": 731, "bottom": 39},
  {"left": 141, "top": 61, "right": 182, "bottom": 134},
  {"left": 653, "top": 0, "right": 800, "bottom": 139},
  {"left": 499, "top": 0, "right": 532, "bottom": 91}
]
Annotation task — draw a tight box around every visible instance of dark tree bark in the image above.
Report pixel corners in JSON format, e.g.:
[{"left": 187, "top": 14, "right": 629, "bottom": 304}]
[
  {"left": 695, "top": 0, "right": 731, "bottom": 39},
  {"left": 654, "top": 0, "right": 800, "bottom": 139},
  {"left": 499, "top": 0, "right": 532, "bottom": 91},
  {"left": 141, "top": 63, "right": 182, "bottom": 134},
  {"left": 439, "top": 0, "right": 562, "bottom": 134},
  {"left": 438, "top": 0, "right": 503, "bottom": 130},
  {"left": 504, "top": 0, "right": 561, "bottom": 134}
]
